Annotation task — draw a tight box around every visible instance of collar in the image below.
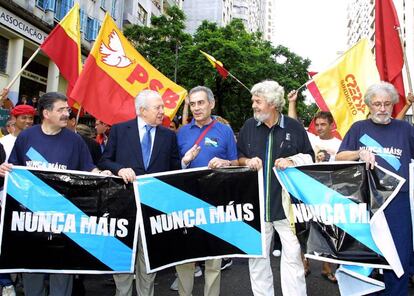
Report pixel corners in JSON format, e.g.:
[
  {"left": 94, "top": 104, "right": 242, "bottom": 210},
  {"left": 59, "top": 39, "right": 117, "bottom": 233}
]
[
  {"left": 189, "top": 117, "right": 214, "bottom": 128},
  {"left": 256, "top": 113, "right": 285, "bottom": 128},
  {"left": 137, "top": 116, "right": 156, "bottom": 130}
]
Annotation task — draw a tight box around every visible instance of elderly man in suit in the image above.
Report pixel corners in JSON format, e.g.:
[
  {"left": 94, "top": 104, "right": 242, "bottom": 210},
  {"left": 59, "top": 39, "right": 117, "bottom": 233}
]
[{"left": 99, "top": 89, "right": 181, "bottom": 296}]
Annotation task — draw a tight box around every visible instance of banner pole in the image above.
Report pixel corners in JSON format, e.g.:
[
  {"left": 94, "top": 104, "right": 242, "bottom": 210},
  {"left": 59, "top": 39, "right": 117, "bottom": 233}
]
[{"left": 6, "top": 47, "right": 41, "bottom": 90}]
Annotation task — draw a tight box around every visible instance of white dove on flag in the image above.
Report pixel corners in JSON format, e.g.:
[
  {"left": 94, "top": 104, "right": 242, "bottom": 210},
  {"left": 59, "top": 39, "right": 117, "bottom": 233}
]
[{"left": 100, "top": 30, "right": 133, "bottom": 68}]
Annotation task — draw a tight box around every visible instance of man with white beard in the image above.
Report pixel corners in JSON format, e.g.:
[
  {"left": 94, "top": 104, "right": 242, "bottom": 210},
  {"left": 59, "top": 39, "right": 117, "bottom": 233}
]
[
  {"left": 237, "top": 80, "right": 314, "bottom": 296},
  {"left": 336, "top": 82, "right": 414, "bottom": 296}
]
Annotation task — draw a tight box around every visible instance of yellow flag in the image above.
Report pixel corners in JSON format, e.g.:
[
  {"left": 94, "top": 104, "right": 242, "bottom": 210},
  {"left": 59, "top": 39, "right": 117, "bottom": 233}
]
[{"left": 307, "top": 38, "right": 380, "bottom": 138}]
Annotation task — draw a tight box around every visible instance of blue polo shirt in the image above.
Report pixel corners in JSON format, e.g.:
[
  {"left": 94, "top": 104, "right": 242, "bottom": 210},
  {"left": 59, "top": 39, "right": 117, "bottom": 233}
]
[{"left": 177, "top": 118, "right": 238, "bottom": 168}]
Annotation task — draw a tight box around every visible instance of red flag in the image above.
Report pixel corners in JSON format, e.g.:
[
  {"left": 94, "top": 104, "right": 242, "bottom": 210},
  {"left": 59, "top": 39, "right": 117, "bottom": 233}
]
[
  {"left": 40, "top": 3, "right": 81, "bottom": 110},
  {"left": 375, "top": 0, "right": 406, "bottom": 116},
  {"left": 308, "top": 71, "right": 318, "bottom": 78}
]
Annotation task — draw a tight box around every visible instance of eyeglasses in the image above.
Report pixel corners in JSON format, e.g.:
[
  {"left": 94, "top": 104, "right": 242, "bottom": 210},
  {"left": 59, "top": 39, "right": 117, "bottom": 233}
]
[{"left": 371, "top": 101, "right": 393, "bottom": 108}]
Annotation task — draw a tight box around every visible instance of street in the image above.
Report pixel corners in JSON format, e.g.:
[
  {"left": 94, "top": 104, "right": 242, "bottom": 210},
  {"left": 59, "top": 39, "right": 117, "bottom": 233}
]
[{"left": 81, "top": 256, "right": 414, "bottom": 295}]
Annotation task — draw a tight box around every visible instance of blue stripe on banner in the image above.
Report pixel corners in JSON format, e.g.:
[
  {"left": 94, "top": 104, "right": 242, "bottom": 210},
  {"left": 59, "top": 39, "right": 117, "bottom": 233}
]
[
  {"left": 277, "top": 167, "right": 381, "bottom": 255},
  {"left": 7, "top": 168, "right": 133, "bottom": 271},
  {"left": 138, "top": 177, "right": 262, "bottom": 255},
  {"left": 342, "top": 264, "right": 373, "bottom": 277},
  {"left": 359, "top": 134, "right": 401, "bottom": 171},
  {"left": 26, "top": 147, "right": 48, "bottom": 164}
]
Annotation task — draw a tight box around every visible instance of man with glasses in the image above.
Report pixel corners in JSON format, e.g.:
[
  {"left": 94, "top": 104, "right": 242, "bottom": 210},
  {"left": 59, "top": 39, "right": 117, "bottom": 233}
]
[
  {"left": 336, "top": 82, "right": 414, "bottom": 295},
  {"left": 0, "top": 92, "right": 104, "bottom": 296}
]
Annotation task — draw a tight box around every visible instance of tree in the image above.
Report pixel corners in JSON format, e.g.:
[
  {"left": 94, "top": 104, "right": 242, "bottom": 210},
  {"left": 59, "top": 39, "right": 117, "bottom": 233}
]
[{"left": 124, "top": 7, "right": 315, "bottom": 130}]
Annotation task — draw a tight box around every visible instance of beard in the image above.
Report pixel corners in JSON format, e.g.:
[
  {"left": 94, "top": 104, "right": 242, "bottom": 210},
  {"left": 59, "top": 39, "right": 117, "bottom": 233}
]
[
  {"left": 371, "top": 111, "right": 391, "bottom": 124},
  {"left": 254, "top": 111, "right": 271, "bottom": 123}
]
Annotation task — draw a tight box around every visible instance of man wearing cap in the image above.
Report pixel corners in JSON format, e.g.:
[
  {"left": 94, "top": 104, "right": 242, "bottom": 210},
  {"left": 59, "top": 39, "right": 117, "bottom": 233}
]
[{"left": 0, "top": 105, "right": 35, "bottom": 161}]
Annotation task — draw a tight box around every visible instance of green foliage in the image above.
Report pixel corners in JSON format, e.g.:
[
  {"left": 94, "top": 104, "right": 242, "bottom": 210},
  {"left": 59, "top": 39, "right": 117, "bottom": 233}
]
[{"left": 124, "top": 6, "right": 316, "bottom": 130}]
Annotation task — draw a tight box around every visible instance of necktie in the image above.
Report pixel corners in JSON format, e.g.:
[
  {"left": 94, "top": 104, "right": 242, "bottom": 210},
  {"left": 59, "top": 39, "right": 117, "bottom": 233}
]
[{"left": 141, "top": 125, "right": 153, "bottom": 169}]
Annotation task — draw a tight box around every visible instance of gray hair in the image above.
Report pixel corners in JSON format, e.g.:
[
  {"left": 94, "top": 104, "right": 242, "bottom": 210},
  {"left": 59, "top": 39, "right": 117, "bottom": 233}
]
[
  {"left": 364, "top": 81, "right": 399, "bottom": 106},
  {"left": 251, "top": 80, "right": 285, "bottom": 110},
  {"left": 188, "top": 86, "right": 215, "bottom": 103},
  {"left": 135, "top": 90, "right": 162, "bottom": 115}
]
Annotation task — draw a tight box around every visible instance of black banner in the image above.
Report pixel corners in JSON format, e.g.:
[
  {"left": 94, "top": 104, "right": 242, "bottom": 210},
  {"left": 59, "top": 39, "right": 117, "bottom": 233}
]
[
  {"left": 136, "top": 167, "right": 265, "bottom": 272},
  {"left": 0, "top": 167, "right": 138, "bottom": 274}
]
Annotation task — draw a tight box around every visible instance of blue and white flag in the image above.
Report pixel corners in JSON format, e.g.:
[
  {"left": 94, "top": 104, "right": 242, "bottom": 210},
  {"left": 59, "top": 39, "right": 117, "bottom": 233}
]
[
  {"left": 0, "top": 166, "right": 138, "bottom": 274},
  {"left": 135, "top": 167, "right": 265, "bottom": 273},
  {"left": 275, "top": 162, "right": 405, "bottom": 295}
]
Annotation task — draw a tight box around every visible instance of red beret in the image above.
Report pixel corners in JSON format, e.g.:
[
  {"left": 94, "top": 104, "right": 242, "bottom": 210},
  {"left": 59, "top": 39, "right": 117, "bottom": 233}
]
[{"left": 11, "top": 105, "right": 36, "bottom": 117}]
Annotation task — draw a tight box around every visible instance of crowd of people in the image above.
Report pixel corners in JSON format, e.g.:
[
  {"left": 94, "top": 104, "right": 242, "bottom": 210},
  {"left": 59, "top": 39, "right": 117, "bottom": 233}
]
[{"left": 0, "top": 79, "right": 411, "bottom": 296}]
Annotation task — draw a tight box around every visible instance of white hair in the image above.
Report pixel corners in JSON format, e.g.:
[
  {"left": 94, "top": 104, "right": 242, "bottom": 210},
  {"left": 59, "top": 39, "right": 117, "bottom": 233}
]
[
  {"left": 364, "top": 81, "right": 399, "bottom": 106},
  {"left": 251, "top": 80, "right": 285, "bottom": 110},
  {"left": 135, "top": 90, "right": 162, "bottom": 115}
]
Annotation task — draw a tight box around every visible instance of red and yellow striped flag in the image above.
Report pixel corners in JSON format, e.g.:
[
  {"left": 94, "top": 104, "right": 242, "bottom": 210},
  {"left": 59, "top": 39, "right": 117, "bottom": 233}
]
[
  {"left": 40, "top": 3, "right": 81, "bottom": 108},
  {"left": 200, "top": 50, "right": 229, "bottom": 79}
]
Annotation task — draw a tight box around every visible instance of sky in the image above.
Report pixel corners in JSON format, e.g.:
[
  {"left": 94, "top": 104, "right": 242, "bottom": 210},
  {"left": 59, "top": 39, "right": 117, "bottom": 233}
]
[{"left": 273, "top": 0, "right": 348, "bottom": 72}]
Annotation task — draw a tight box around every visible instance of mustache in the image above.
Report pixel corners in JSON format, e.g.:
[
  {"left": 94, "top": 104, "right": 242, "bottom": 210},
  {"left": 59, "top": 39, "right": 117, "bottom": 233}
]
[{"left": 60, "top": 116, "right": 69, "bottom": 121}]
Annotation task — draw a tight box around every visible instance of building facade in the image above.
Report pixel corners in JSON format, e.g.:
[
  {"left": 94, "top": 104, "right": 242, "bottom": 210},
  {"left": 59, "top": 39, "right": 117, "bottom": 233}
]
[
  {"left": 0, "top": 0, "right": 182, "bottom": 106},
  {"left": 183, "top": 0, "right": 273, "bottom": 41}
]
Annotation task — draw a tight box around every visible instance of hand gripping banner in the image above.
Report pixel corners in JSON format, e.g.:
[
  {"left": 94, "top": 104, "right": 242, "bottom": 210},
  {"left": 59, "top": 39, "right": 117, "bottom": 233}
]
[
  {"left": 135, "top": 167, "right": 265, "bottom": 272},
  {"left": 275, "top": 162, "right": 405, "bottom": 295},
  {"left": 0, "top": 167, "right": 138, "bottom": 274}
]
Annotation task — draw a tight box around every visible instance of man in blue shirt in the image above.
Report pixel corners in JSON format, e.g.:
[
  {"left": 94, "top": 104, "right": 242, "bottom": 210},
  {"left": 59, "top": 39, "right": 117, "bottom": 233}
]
[
  {"left": 336, "top": 82, "right": 414, "bottom": 296},
  {"left": 176, "top": 86, "right": 238, "bottom": 296},
  {"left": 0, "top": 92, "right": 105, "bottom": 296}
]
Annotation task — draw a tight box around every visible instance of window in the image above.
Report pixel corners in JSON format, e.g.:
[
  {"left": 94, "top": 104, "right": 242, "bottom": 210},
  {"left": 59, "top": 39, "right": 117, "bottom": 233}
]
[
  {"left": 86, "top": 18, "right": 101, "bottom": 41},
  {"left": 0, "top": 36, "right": 8, "bottom": 73},
  {"left": 36, "top": 0, "right": 55, "bottom": 11},
  {"left": 55, "top": 0, "right": 74, "bottom": 21},
  {"left": 111, "top": 0, "right": 118, "bottom": 20},
  {"left": 138, "top": 4, "right": 148, "bottom": 25},
  {"left": 80, "top": 9, "right": 88, "bottom": 33}
]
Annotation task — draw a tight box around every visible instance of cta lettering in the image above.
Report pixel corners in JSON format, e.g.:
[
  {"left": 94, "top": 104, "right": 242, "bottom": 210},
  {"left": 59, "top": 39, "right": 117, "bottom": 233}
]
[{"left": 341, "top": 74, "right": 366, "bottom": 115}]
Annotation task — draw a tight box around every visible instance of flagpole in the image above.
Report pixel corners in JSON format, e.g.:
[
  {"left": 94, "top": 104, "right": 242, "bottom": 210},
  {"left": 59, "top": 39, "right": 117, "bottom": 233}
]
[
  {"left": 397, "top": 27, "right": 414, "bottom": 122},
  {"left": 75, "top": 105, "right": 82, "bottom": 126},
  {"left": 296, "top": 81, "right": 309, "bottom": 93},
  {"left": 6, "top": 47, "right": 41, "bottom": 89},
  {"left": 227, "top": 72, "right": 250, "bottom": 92}
]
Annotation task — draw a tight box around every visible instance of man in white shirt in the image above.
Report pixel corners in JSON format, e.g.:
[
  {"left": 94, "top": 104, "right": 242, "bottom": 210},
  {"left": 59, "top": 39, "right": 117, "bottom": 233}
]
[{"left": 307, "top": 111, "right": 341, "bottom": 162}]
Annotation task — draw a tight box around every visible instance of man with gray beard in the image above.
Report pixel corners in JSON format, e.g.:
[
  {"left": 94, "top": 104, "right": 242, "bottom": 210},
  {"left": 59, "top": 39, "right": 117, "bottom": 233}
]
[
  {"left": 336, "top": 82, "right": 414, "bottom": 295},
  {"left": 237, "top": 80, "right": 313, "bottom": 296}
]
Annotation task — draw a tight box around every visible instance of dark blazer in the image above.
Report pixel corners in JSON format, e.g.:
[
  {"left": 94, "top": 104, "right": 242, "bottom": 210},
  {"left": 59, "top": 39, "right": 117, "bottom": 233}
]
[{"left": 99, "top": 118, "right": 180, "bottom": 175}]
